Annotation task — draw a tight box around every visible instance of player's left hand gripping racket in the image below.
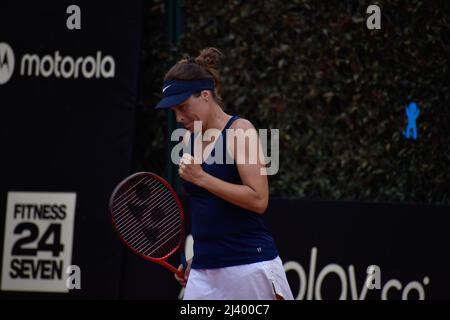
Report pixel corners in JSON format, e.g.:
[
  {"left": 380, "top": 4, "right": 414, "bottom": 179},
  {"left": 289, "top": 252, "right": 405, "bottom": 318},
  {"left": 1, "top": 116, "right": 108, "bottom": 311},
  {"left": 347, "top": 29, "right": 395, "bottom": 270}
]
[{"left": 110, "top": 172, "right": 186, "bottom": 279}]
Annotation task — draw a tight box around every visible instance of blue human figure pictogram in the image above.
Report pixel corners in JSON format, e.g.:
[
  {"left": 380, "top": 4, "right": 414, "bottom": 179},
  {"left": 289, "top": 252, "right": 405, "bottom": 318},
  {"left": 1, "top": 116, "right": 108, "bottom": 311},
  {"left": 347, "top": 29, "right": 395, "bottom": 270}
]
[{"left": 403, "top": 102, "right": 420, "bottom": 140}]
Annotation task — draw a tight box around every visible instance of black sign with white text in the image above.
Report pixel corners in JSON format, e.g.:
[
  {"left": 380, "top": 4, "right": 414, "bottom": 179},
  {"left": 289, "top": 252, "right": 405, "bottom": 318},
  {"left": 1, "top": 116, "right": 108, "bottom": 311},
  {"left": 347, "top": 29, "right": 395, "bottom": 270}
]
[
  {"left": 0, "top": 1, "right": 142, "bottom": 297},
  {"left": 120, "top": 199, "right": 450, "bottom": 300},
  {"left": 2, "top": 192, "right": 76, "bottom": 292}
]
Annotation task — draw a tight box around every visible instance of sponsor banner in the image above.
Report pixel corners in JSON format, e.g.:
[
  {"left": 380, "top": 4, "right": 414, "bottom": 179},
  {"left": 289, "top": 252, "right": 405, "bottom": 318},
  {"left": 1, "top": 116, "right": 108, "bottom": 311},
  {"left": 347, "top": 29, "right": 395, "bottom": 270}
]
[
  {"left": 0, "top": 1, "right": 142, "bottom": 298},
  {"left": 266, "top": 199, "right": 450, "bottom": 300},
  {"left": 0, "top": 43, "right": 116, "bottom": 84},
  {"left": 1, "top": 192, "right": 76, "bottom": 292},
  {"left": 120, "top": 199, "right": 450, "bottom": 299}
]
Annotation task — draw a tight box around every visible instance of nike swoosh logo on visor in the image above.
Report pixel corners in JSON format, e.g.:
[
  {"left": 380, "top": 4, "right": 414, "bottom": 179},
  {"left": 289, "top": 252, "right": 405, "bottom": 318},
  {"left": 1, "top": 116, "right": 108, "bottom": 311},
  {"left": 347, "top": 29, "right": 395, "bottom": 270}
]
[{"left": 162, "top": 85, "right": 172, "bottom": 93}]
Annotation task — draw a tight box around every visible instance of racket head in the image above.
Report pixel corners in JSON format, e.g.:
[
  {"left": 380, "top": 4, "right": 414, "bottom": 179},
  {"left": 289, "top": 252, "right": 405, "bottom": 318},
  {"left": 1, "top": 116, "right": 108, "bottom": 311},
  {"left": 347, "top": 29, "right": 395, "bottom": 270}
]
[{"left": 109, "top": 172, "right": 185, "bottom": 264}]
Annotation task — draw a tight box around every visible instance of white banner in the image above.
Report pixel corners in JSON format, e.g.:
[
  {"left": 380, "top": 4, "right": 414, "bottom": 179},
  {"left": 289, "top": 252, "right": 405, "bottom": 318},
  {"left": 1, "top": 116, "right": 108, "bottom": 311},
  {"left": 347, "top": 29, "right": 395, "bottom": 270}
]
[{"left": 1, "top": 192, "right": 76, "bottom": 292}]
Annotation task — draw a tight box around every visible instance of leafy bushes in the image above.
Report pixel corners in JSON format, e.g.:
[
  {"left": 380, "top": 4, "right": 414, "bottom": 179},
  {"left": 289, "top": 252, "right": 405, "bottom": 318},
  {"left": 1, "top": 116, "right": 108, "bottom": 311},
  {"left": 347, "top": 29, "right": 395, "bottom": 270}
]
[{"left": 136, "top": 0, "right": 449, "bottom": 203}]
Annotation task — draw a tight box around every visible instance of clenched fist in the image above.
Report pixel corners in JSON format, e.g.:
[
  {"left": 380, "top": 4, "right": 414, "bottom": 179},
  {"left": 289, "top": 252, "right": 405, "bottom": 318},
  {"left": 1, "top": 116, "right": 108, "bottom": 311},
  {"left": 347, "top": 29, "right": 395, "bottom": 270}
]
[{"left": 179, "top": 153, "right": 206, "bottom": 186}]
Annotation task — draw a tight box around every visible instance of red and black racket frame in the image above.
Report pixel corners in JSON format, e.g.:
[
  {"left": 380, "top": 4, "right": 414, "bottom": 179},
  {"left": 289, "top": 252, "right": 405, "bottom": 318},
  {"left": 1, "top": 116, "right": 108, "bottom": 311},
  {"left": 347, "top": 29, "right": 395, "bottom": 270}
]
[{"left": 109, "top": 172, "right": 186, "bottom": 279}]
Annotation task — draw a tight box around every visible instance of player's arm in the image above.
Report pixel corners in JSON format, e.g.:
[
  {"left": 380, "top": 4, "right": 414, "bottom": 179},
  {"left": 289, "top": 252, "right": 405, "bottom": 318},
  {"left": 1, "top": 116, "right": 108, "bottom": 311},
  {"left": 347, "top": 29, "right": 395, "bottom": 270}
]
[{"left": 179, "top": 119, "right": 268, "bottom": 214}]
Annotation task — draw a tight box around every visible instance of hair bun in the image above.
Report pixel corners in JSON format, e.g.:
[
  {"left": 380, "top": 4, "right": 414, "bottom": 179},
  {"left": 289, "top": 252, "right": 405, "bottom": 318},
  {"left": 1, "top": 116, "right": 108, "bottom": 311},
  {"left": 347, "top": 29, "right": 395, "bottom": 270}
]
[
  {"left": 196, "top": 47, "right": 224, "bottom": 92},
  {"left": 196, "top": 47, "right": 223, "bottom": 70}
]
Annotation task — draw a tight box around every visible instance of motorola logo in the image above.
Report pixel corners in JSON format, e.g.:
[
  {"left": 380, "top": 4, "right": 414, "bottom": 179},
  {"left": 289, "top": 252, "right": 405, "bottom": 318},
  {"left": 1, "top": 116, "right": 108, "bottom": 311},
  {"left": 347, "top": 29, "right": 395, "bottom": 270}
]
[
  {"left": 0, "top": 42, "right": 115, "bottom": 84},
  {"left": 0, "top": 42, "right": 15, "bottom": 85},
  {"left": 20, "top": 51, "right": 115, "bottom": 79}
]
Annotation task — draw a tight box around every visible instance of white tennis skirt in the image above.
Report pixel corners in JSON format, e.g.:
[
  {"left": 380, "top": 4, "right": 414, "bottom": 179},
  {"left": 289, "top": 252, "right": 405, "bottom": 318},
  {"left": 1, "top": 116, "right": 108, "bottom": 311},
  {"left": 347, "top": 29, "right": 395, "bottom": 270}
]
[{"left": 183, "top": 256, "right": 294, "bottom": 300}]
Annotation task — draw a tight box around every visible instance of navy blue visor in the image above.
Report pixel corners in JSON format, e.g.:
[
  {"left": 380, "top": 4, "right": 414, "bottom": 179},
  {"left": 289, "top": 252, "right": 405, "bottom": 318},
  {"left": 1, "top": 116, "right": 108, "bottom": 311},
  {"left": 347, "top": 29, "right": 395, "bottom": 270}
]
[{"left": 155, "top": 79, "right": 215, "bottom": 109}]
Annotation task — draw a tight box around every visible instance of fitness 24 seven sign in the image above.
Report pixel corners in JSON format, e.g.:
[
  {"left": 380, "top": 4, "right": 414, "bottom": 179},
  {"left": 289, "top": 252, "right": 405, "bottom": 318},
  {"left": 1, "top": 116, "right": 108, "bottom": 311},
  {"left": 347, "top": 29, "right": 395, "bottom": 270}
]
[{"left": 1, "top": 192, "right": 76, "bottom": 292}]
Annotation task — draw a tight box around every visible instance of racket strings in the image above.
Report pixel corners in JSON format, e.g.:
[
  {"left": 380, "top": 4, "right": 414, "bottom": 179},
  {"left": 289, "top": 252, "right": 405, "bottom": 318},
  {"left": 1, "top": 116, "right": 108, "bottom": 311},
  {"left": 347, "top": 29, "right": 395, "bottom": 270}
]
[
  {"left": 115, "top": 183, "right": 177, "bottom": 237},
  {"left": 113, "top": 178, "right": 167, "bottom": 228},
  {"left": 112, "top": 175, "right": 182, "bottom": 259},
  {"left": 113, "top": 177, "right": 158, "bottom": 214},
  {"left": 118, "top": 197, "right": 181, "bottom": 256},
  {"left": 131, "top": 204, "right": 180, "bottom": 250},
  {"left": 117, "top": 186, "right": 179, "bottom": 236}
]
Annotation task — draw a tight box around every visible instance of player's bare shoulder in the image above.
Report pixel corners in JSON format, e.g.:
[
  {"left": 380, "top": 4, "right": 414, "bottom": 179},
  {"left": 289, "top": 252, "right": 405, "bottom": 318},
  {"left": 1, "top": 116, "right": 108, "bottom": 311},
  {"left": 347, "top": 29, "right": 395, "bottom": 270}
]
[
  {"left": 226, "top": 118, "right": 261, "bottom": 163},
  {"left": 226, "top": 118, "right": 258, "bottom": 146},
  {"left": 229, "top": 117, "right": 255, "bottom": 131}
]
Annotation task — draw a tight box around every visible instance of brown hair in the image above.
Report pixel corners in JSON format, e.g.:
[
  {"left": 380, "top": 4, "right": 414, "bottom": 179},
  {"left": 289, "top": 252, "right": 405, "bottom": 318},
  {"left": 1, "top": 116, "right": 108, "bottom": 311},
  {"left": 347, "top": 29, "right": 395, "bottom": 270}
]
[{"left": 164, "top": 47, "right": 225, "bottom": 108}]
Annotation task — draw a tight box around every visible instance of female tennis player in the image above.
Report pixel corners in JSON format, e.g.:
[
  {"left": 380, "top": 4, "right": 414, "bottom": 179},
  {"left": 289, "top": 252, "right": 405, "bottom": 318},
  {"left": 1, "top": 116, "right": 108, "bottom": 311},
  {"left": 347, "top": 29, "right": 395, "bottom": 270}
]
[{"left": 155, "top": 47, "right": 293, "bottom": 300}]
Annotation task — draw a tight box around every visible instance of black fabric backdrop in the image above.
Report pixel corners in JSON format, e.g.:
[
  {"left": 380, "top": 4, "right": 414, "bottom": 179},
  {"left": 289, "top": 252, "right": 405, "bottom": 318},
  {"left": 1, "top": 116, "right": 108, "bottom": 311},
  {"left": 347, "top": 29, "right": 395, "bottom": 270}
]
[
  {"left": 121, "top": 199, "right": 450, "bottom": 300},
  {"left": 0, "top": 0, "right": 142, "bottom": 298}
]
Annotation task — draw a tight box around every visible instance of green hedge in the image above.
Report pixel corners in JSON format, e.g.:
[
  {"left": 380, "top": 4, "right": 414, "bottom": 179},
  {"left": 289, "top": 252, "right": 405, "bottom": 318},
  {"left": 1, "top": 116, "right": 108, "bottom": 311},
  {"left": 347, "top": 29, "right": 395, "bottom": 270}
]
[{"left": 135, "top": 0, "right": 450, "bottom": 204}]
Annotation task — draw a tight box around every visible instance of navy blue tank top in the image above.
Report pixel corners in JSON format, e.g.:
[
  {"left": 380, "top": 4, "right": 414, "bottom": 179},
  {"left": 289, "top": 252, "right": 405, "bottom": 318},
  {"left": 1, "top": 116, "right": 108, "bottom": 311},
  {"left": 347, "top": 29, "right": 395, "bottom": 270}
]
[{"left": 182, "top": 115, "right": 279, "bottom": 269}]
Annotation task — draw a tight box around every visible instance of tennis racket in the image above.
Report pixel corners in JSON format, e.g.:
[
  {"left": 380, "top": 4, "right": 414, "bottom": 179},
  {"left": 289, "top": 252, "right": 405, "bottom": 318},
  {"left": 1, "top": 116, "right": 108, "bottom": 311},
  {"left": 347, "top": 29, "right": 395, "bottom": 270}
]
[{"left": 109, "top": 172, "right": 186, "bottom": 279}]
